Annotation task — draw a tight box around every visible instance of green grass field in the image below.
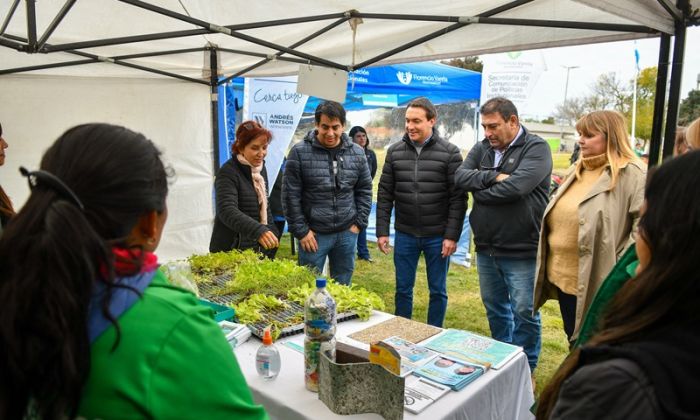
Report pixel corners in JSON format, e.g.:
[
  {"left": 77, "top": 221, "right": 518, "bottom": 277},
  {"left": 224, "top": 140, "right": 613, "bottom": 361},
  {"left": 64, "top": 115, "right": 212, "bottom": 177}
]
[{"left": 275, "top": 148, "right": 574, "bottom": 392}]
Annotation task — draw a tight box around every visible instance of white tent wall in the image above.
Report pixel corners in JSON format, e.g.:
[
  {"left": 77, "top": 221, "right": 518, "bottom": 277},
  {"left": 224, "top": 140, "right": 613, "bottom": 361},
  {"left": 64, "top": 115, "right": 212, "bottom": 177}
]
[{"left": 0, "top": 76, "right": 213, "bottom": 261}]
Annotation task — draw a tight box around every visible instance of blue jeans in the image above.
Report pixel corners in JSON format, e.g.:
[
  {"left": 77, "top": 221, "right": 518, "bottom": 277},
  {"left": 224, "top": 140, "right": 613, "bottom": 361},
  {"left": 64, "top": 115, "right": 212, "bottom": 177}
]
[
  {"left": 450, "top": 211, "right": 471, "bottom": 266},
  {"left": 298, "top": 230, "right": 358, "bottom": 285},
  {"left": 356, "top": 227, "right": 370, "bottom": 259},
  {"left": 394, "top": 231, "right": 449, "bottom": 327},
  {"left": 476, "top": 253, "right": 541, "bottom": 371}
]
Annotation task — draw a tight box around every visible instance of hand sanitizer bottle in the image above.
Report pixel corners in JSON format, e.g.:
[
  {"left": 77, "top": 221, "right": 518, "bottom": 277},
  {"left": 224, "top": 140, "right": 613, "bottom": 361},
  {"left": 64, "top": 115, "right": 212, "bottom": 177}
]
[{"left": 255, "top": 327, "right": 280, "bottom": 380}]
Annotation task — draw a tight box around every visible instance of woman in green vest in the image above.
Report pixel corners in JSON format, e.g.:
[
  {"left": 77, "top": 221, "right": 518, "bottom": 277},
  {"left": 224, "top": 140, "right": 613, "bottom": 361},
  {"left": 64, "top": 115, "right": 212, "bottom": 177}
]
[{"left": 0, "top": 124, "right": 267, "bottom": 420}]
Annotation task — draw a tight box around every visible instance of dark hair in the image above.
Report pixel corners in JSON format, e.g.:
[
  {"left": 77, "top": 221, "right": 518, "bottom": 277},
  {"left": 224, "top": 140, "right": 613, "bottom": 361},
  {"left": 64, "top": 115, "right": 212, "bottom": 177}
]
[
  {"left": 0, "top": 123, "right": 169, "bottom": 419},
  {"left": 348, "top": 126, "right": 366, "bottom": 138},
  {"left": 0, "top": 122, "right": 15, "bottom": 223},
  {"left": 232, "top": 120, "right": 272, "bottom": 155},
  {"left": 406, "top": 97, "right": 437, "bottom": 121},
  {"left": 536, "top": 151, "right": 700, "bottom": 419},
  {"left": 314, "top": 101, "right": 346, "bottom": 126},
  {"left": 348, "top": 125, "right": 370, "bottom": 147},
  {"left": 480, "top": 97, "right": 519, "bottom": 121}
]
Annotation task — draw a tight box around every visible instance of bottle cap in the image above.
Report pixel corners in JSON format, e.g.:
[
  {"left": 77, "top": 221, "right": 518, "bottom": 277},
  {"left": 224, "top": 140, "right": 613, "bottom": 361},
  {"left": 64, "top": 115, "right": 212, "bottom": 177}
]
[
  {"left": 316, "top": 278, "right": 327, "bottom": 288},
  {"left": 262, "top": 327, "right": 273, "bottom": 345}
]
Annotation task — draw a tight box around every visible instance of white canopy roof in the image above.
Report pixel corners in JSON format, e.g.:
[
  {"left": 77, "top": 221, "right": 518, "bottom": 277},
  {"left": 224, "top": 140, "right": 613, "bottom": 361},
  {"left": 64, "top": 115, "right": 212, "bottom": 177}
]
[
  {"left": 1, "top": 0, "right": 697, "bottom": 261},
  {"left": 2, "top": 0, "right": 695, "bottom": 80}
]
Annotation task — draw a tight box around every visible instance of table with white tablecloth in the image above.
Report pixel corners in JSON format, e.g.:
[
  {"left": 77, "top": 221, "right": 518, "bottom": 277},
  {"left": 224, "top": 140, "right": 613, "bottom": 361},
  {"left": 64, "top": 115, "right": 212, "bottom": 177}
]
[{"left": 235, "top": 311, "right": 535, "bottom": 420}]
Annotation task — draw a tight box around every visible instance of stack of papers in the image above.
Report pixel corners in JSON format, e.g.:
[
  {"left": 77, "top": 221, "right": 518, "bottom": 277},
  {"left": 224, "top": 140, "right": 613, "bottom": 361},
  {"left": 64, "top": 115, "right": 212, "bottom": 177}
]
[
  {"left": 218, "top": 320, "right": 251, "bottom": 348},
  {"left": 381, "top": 336, "right": 439, "bottom": 377},
  {"left": 404, "top": 376, "right": 451, "bottom": 414},
  {"left": 412, "top": 356, "right": 485, "bottom": 391},
  {"left": 424, "top": 329, "right": 522, "bottom": 370}
]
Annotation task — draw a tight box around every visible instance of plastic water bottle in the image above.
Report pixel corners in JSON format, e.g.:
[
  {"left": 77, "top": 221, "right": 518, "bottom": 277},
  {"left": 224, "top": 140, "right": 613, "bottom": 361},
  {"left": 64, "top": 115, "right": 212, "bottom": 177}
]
[
  {"left": 255, "top": 328, "right": 280, "bottom": 380},
  {"left": 304, "top": 278, "right": 337, "bottom": 392}
]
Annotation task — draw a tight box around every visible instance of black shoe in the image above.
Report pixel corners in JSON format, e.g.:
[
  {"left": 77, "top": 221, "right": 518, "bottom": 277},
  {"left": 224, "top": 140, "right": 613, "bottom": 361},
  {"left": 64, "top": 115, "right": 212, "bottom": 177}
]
[{"left": 359, "top": 257, "right": 373, "bottom": 263}]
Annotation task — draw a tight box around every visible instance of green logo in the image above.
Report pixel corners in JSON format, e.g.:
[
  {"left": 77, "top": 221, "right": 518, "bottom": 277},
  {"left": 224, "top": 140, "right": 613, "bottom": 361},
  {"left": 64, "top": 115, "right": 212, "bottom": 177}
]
[{"left": 507, "top": 52, "right": 522, "bottom": 59}]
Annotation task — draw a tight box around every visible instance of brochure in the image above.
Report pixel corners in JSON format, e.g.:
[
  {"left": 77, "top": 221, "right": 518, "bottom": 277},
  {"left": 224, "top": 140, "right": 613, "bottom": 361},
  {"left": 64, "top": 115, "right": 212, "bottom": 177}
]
[
  {"left": 424, "top": 329, "right": 522, "bottom": 370},
  {"left": 412, "top": 355, "right": 485, "bottom": 391},
  {"left": 404, "top": 376, "right": 451, "bottom": 414},
  {"left": 382, "top": 336, "right": 439, "bottom": 377}
]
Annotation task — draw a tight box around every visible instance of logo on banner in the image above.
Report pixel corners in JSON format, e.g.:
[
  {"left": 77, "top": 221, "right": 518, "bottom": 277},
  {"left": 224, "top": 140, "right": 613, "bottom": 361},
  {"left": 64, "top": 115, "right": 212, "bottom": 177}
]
[
  {"left": 267, "top": 114, "right": 295, "bottom": 129},
  {"left": 252, "top": 113, "right": 267, "bottom": 126},
  {"left": 396, "top": 71, "right": 413, "bottom": 85}
]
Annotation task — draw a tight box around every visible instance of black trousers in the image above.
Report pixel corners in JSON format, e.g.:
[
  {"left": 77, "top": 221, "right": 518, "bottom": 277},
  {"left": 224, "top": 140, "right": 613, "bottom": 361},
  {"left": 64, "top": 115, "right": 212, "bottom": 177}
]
[{"left": 557, "top": 288, "right": 577, "bottom": 343}]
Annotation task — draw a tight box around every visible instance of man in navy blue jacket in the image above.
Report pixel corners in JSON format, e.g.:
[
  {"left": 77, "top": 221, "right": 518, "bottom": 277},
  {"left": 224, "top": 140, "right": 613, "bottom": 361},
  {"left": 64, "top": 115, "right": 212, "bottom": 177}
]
[
  {"left": 283, "top": 101, "right": 372, "bottom": 285},
  {"left": 455, "top": 97, "right": 552, "bottom": 373}
]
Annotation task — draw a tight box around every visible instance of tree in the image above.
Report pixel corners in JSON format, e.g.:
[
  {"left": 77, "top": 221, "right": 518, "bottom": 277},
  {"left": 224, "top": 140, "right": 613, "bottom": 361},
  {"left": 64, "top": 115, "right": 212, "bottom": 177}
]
[
  {"left": 628, "top": 67, "right": 657, "bottom": 143},
  {"left": 678, "top": 89, "right": 700, "bottom": 126},
  {"left": 552, "top": 68, "right": 659, "bottom": 145},
  {"left": 554, "top": 97, "right": 587, "bottom": 126},
  {"left": 591, "top": 72, "right": 631, "bottom": 113},
  {"left": 441, "top": 56, "right": 483, "bottom": 72}
]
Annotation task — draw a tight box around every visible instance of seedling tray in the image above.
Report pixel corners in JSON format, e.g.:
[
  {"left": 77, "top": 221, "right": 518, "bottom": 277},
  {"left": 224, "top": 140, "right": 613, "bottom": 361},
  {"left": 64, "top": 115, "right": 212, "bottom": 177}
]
[{"left": 197, "top": 271, "right": 358, "bottom": 340}]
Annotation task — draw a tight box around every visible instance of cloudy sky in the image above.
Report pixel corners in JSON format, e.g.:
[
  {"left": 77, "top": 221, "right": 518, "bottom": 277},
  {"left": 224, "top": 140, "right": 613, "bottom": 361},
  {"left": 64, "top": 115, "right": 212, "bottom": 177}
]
[{"left": 522, "top": 26, "right": 700, "bottom": 120}]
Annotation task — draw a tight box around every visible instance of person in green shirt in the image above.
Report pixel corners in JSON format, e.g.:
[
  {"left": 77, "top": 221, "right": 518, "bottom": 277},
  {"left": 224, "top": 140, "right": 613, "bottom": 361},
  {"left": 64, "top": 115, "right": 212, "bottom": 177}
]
[{"left": 0, "top": 123, "right": 267, "bottom": 420}]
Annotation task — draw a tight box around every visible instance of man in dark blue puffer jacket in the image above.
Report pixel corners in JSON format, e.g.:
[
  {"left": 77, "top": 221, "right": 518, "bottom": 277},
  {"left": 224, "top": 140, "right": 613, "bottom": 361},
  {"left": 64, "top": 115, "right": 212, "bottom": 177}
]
[{"left": 282, "top": 101, "right": 372, "bottom": 285}]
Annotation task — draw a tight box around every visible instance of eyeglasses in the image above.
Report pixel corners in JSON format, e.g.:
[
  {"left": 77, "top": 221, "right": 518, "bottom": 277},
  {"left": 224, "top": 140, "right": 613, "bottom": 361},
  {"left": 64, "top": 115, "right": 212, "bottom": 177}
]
[{"left": 479, "top": 152, "right": 501, "bottom": 171}]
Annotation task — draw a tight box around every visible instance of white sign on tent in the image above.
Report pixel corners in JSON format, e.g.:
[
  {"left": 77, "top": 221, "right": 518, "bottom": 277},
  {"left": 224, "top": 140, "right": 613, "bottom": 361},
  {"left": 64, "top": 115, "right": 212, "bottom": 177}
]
[
  {"left": 243, "top": 77, "right": 309, "bottom": 188},
  {"left": 480, "top": 51, "right": 546, "bottom": 111}
]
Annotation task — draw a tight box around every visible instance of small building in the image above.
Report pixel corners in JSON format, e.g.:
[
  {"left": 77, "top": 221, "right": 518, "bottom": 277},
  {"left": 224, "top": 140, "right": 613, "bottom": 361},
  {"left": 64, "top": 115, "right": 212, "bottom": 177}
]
[{"left": 525, "top": 122, "right": 577, "bottom": 152}]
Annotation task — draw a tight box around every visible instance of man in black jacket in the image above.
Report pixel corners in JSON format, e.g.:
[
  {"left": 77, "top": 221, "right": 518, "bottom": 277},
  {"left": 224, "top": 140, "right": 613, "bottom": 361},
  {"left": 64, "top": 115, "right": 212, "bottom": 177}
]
[
  {"left": 376, "top": 97, "right": 466, "bottom": 327},
  {"left": 282, "top": 101, "right": 372, "bottom": 285},
  {"left": 455, "top": 97, "right": 552, "bottom": 373}
]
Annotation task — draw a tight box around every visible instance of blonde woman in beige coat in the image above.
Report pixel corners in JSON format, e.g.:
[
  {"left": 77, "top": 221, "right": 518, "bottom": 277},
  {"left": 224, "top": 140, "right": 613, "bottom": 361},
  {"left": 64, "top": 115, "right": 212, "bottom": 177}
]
[{"left": 534, "top": 110, "right": 646, "bottom": 343}]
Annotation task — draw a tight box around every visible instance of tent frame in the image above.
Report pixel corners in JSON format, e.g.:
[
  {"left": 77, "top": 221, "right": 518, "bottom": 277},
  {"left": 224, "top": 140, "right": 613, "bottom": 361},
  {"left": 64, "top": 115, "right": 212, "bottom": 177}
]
[{"left": 1, "top": 0, "right": 698, "bottom": 168}]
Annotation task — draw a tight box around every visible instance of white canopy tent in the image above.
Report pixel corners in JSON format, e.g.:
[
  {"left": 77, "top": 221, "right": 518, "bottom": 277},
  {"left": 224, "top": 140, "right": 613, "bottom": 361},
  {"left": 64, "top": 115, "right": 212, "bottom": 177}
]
[{"left": 1, "top": 0, "right": 697, "bottom": 260}]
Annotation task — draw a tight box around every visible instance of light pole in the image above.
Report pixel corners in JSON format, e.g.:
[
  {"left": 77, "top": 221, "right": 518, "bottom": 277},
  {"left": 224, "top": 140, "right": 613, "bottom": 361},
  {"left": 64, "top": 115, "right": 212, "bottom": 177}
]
[{"left": 560, "top": 65, "right": 579, "bottom": 142}]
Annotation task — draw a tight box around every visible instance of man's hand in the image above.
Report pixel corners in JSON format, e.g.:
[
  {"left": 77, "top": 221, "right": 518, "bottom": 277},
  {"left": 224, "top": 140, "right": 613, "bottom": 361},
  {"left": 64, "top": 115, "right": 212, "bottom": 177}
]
[
  {"left": 377, "top": 236, "right": 391, "bottom": 255},
  {"left": 300, "top": 230, "right": 318, "bottom": 253},
  {"left": 349, "top": 224, "right": 360, "bottom": 234},
  {"left": 258, "top": 230, "right": 280, "bottom": 249},
  {"left": 441, "top": 239, "right": 457, "bottom": 258},
  {"left": 495, "top": 173, "right": 510, "bottom": 182}
]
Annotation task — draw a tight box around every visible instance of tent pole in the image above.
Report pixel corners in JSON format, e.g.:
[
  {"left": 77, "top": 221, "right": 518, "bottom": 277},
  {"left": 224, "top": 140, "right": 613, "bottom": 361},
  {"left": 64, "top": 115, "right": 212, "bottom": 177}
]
[
  {"left": 0, "top": 58, "right": 96, "bottom": 75},
  {"left": 36, "top": 0, "right": 76, "bottom": 50},
  {"left": 355, "top": 13, "right": 654, "bottom": 34},
  {"left": 648, "top": 34, "right": 671, "bottom": 168},
  {"left": 354, "top": 0, "right": 533, "bottom": 69},
  {"left": 656, "top": 0, "right": 683, "bottom": 21},
  {"left": 217, "top": 48, "right": 308, "bottom": 68},
  {"left": 210, "top": 47, "right": 221, "bottom": 172},
  {"left": 662, "top": 17, "right": 687, "bottom": 160},
  {"left": 113, "top": 47, "right": 207, "bottom": 61},
  {"left": 218, "top": 16, "right": 350, "bottom": 86},
  {"left": 24, "top": 0, "right": 37, "bottom": 51},
  {"left": 0, "top": 0, "right": 20, "bottom": 36},
  {"left": 117, "top": 0, "right": 345, "bottom": 71},
  {"left": 0, "top": 34, "right": 209, "bottom": 84},
  {"left": 47, "top": 11, "right": 346, "bottom": 52}
]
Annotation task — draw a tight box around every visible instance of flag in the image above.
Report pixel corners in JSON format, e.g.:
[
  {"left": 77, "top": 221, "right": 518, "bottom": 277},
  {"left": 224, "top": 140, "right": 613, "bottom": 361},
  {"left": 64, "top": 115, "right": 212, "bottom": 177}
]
[{"left": 634, "top": 42, "right": 640, "bottom": 72}]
